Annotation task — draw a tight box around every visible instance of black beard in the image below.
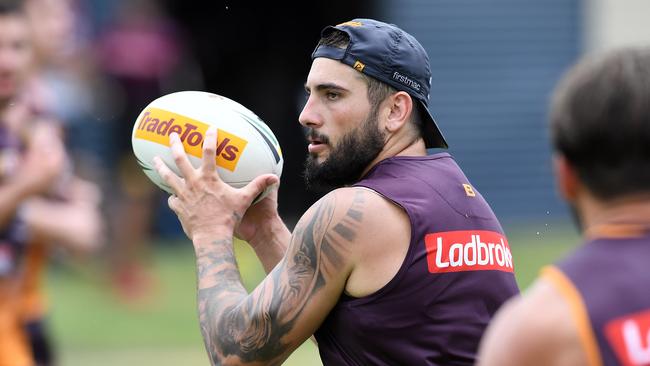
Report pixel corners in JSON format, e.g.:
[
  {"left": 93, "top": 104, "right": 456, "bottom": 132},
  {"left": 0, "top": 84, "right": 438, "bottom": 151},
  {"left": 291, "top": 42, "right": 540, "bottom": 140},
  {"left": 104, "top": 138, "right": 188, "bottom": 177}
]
[{"left": 303, "top": 110, "right": 385, "bottom": 193}]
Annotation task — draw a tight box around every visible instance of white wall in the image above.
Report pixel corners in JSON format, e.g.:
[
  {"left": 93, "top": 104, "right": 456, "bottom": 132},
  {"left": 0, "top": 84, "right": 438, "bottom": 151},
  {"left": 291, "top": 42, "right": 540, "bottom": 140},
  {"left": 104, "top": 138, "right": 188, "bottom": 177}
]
[{"left": 585, "top": 0, "right": 650, "bottom": 52}]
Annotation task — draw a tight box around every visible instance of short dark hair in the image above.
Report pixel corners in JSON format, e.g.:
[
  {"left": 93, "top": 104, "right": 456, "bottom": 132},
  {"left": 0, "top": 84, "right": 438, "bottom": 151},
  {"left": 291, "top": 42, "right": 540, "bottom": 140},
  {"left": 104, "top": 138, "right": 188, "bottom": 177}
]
[
  {"left": 0, "top": 0, "right": 24, "bottom": 15},
  {"left": 550, "top": 47, "right": 650, "bottom": 200},
  {"left": 317, "top": 29, "right": 424, "bottom": 138}
]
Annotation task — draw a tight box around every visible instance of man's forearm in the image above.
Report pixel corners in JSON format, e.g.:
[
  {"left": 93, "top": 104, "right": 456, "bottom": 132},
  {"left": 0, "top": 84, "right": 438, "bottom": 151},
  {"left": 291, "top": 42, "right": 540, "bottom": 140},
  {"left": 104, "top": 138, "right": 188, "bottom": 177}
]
[
  {"left": 21, "top": 197, "right": 102, "bottom": 253},
  {"left": 193, "top": 233, "right": 294, "bottom": 366},
  {"left": 190, "top": 192, "right": 355, "bottom": 365},
  {"left": 0, "top": 181, "right": 37, "bottom": 229},
  {"left": 247, "top": 217, "right": 291, "bottom": 274},
  {"left": 194, "top": 235, "right": 249, "bottom": 365}
]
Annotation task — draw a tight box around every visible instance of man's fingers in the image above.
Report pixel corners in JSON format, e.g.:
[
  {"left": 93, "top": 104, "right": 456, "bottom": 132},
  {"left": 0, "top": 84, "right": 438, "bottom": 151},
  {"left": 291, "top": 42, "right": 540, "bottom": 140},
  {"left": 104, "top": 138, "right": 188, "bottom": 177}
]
[
  {"left": 169, "top": 132, "right": 196, "bottom": 181},
  {"left": 202, "top": 127, "right": 218, "bottom": 175},
  {"left": 153, "top": 156, "right": 186, "bottom": 196},
  {"left": 241, "top": 174, "right": 279, "bottom": 203}
]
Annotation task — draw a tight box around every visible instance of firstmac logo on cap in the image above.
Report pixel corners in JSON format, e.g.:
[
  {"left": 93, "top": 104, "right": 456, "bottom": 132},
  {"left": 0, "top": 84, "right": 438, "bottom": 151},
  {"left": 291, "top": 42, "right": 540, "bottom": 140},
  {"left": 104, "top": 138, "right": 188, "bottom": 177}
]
[{"left": 392, "top": 71, "right": 421, "bottom": 92}]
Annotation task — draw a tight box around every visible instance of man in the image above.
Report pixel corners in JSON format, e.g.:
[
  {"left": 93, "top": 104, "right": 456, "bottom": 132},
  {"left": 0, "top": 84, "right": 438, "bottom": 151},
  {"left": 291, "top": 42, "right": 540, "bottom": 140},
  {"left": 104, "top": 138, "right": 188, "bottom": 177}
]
[
  {"left": 0, "top": 3, "right": 65, "bottom": 364},
  {"left": 0, "top": 1, "right": 103, "bottom": 365},
  {"left": 155, "top": 18, "right": 519, "bottom": 365},
  {"left": 477, "top": 48, "right": 650, "bottom": 366}
]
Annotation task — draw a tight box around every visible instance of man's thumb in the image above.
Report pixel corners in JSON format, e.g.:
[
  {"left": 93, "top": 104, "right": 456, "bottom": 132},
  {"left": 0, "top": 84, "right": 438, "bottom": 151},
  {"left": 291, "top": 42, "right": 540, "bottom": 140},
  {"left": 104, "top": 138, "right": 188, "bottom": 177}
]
[{"left": 244, "top": 174, "right": 279, "bottom": 201}]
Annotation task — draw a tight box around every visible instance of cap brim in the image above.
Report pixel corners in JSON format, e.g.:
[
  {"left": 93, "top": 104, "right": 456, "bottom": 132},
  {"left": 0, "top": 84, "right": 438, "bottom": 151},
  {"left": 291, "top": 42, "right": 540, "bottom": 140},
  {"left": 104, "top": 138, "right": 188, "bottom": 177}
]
[{"left": 418, "top": 100, "right": 448, "bottom": 148}]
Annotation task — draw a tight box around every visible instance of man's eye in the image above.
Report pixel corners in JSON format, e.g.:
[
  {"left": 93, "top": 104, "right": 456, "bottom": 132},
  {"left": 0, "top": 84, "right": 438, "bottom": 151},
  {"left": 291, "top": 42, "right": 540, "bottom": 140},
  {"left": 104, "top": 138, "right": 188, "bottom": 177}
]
[{"left": 326, "top": 92, "right": 339, "bottom": 100}]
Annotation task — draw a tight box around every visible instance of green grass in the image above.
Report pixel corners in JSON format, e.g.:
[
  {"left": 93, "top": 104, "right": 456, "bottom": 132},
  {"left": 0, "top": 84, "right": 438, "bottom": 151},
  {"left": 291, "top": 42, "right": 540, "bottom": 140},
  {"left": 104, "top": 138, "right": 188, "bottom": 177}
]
[
  {"left": 46, "top": 224, "right": 581, "bottom": 365},
  {"left": 48, "top": 241, "right": 321, "bottom": 366},
  {"left": 507, "top": 222, "right": 580, "bottom": 288}
]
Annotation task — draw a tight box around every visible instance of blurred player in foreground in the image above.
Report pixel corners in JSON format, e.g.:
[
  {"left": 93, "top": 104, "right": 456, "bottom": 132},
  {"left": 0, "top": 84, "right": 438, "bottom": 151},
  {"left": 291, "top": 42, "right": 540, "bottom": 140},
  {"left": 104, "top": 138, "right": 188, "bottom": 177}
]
[
  {"left": 478, "top": 47, "right": 650, "bottom": 366},
  {"left": 0, "top": 1, "right": 103, "bottom": 365},
  {"left": 156, "top": 18, "right": 519, "bottom": 365}
]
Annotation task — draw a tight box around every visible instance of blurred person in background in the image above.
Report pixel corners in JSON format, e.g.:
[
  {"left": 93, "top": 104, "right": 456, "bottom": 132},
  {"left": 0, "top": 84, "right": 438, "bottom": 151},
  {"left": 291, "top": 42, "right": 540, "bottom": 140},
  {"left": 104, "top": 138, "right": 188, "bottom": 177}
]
[
  {"left": 95, "top": 0, "right": 203, "bottom": 302},
  {"left": 0, "top": 1, "right": 103, "bottom": 365},
  {"left": 478, "top": 47, "right": 650, "bottom": 366},
  {"left": 22, "top": 0, "right": 103, "bottom": 171},
  {"left": 156, "top": 18, "right": 519, "bottom": 365}
]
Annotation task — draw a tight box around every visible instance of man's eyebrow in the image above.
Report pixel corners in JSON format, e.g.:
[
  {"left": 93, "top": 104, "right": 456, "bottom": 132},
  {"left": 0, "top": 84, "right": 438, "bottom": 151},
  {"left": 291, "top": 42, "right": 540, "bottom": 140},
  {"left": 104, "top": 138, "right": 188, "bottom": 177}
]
[{"left": 304, "top": 83, "right": 349, "bottom": 93}]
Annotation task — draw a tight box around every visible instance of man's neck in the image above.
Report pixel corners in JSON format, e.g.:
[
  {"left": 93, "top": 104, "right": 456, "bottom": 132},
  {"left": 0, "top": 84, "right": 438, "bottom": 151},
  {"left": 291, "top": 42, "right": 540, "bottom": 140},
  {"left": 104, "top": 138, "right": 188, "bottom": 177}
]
[
  {"left": 360, "top": 137, "right": 427, "bottom": 178},
  {"left": 579, "top": 193, "right": 650, "bottom": 238}
]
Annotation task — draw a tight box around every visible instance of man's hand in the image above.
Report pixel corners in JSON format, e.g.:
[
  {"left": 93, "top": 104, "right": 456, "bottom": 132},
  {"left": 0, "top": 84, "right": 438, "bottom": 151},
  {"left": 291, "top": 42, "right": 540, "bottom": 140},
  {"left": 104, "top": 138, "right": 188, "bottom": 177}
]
[
  {"left": 17, "top": 123, "right": 66, "bottom": 194},
  {"left": 153, "top": 127, "right": 279, "bottom": 244},
  {"left": 234, "top": 180, "right": 279, "bottom": 242},
  {"left": 234, "top": 181, "right": 291, "bottom": 273},
  {"left": 0, "top": 123, "right": 67, "bottom": 228}
]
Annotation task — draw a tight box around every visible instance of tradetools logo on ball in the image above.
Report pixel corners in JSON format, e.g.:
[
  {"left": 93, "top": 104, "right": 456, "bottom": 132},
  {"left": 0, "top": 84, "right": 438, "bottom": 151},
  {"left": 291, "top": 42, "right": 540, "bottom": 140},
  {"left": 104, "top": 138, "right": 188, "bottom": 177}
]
[{"left": 134, "top": 107, "right": 248, "bottom": 171}]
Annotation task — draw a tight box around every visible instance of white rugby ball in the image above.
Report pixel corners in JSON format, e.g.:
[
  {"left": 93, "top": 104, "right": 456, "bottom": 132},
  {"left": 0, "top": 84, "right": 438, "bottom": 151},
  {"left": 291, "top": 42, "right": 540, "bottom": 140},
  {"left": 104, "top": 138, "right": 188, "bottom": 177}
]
[{"left": 131, "top": 91, "right": 283, "bottom": 198}]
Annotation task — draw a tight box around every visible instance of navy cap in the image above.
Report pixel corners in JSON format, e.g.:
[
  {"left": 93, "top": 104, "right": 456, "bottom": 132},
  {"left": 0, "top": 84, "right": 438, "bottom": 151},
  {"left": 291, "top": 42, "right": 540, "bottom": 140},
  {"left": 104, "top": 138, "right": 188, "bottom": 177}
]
[{"left": 312, "top": 18, "right": 448, "bottom": 148}]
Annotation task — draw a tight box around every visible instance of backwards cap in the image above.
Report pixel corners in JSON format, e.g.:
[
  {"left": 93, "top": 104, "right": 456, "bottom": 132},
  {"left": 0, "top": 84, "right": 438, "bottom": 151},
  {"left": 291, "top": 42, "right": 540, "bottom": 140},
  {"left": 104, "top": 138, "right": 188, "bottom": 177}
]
[{"left": 312, "top": 18, "right": 448, "bottom": 148}]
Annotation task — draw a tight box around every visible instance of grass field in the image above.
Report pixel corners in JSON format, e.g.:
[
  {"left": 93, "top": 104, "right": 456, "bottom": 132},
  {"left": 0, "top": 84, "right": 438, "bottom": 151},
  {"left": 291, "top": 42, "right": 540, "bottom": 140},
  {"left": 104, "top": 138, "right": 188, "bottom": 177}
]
[{"left": 46, "top": 223, "right": 580, "bottom": 365}]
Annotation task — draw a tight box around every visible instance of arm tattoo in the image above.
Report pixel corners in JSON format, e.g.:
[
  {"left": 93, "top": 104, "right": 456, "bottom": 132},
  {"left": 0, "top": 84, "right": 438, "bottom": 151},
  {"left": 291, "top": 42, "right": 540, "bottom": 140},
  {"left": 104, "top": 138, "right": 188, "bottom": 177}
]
[{"left": 196, "top": 190, "right": 366, "bottom": 365}]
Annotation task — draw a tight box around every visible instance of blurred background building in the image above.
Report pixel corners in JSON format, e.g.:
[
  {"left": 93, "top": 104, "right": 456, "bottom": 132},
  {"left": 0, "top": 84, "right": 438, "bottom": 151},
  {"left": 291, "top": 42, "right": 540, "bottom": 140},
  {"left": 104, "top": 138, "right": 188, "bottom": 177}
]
[
  {"left": 63, "top": 0, "right": 650, "bottom": 236},
  {"left": 381, "top": 0, "right": 580, "bottom": 222}
]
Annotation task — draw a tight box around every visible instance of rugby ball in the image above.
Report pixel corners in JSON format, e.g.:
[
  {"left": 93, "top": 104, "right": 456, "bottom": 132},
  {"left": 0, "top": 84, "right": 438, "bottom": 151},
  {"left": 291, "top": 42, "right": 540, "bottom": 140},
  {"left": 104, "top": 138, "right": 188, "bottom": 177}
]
[{"left": 131, "top": 91, "right": 283, "bottom": 198}]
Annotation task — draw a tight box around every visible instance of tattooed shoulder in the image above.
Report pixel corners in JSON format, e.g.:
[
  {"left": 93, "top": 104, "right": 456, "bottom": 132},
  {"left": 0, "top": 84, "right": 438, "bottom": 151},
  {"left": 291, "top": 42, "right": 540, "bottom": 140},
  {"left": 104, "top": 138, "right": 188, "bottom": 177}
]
[{"left": 286, "top": 187, "right": 368, "bottom": 284}]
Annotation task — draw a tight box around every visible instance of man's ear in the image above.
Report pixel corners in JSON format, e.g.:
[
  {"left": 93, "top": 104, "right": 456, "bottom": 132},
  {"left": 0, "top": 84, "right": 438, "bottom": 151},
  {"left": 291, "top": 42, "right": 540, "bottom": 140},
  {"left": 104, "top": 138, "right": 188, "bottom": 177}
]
[
  {"left": 385, "top": 91, "right": 413, "bottom": 133},
  {"left": 554, "top": 154, "right": 579, "bottom": 202}
]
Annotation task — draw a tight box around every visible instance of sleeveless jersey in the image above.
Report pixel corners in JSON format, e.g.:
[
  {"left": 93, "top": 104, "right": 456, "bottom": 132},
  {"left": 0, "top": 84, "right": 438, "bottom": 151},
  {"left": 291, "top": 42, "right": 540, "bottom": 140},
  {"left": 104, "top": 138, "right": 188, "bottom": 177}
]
[
  {"left": 314, "top": 153, "right": 520, "bottom": 365},
  {"left": 0, "top": 125, "right": 28, "bottom": 277},
  {"left": 0, "top": 124, "right": 33, "bottom": 365},
  {"left": 544, "top": 228, "right": 650, "bottom": 366}
]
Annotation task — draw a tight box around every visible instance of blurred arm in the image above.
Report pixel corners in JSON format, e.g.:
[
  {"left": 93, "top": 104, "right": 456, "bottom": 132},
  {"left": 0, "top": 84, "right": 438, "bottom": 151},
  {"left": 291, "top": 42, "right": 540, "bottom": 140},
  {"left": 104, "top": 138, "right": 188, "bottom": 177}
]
[
  {"left": 0, "top": 179, "right": 39, "bottom": 228},
  {"left": 21, "top": 177, "right": 104, "bottom": 255},
  {"left": 0, "top": 122, "right": 66, "bottom": 228}
]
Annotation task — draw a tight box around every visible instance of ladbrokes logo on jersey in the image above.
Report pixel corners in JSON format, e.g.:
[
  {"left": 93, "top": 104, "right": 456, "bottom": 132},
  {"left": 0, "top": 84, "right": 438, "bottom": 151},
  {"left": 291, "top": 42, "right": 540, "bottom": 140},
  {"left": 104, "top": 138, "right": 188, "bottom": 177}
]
[
  {"left": 134, "top": 108, "right": 248, "bottom": 172},
  {"left": 605, "top": 309, "right": 650, "bottom": 366},
  {"left": 424, "top": 230, "right": 514, "bottom": 273}
]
